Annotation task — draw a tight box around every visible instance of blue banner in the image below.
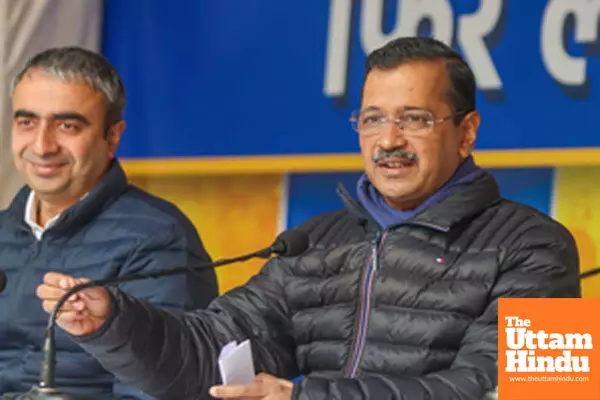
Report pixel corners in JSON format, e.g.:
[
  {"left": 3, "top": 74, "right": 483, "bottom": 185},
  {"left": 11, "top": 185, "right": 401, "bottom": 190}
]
[{"left": 102, "top": 0, "right": 600, "bottom": 159}]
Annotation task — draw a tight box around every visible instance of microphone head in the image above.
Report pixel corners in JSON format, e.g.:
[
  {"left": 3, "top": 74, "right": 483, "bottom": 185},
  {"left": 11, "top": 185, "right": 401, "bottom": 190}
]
[
  {"left": 271, "top": 230, "right": 309, "bottom": 257},
  {"left": 0, "top": 271, "right": 6, "bottom": 294}
]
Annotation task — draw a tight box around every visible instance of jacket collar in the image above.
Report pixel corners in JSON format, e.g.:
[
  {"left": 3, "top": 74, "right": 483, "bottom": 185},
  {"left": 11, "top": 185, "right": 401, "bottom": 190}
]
[
  {"left": 7, "top": 159, "right": 130, "bottom": 236},
  {"left": 338, "top": 171, "right": 502, "bottom": 233}
]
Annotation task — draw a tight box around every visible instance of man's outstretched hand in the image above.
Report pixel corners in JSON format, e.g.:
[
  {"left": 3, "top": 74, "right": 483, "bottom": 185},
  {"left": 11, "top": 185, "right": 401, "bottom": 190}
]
[{"left": 36, "top": 272, "right": 111, "bottom": 336}]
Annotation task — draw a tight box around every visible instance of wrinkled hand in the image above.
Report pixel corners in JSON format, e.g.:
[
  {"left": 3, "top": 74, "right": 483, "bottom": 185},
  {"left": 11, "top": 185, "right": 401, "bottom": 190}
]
[
  {"left": 36, "top": 272, "right": 111, "bottom": 336},
  {"left": 209, "top": 373, "right": 293, "bottom": 399}
]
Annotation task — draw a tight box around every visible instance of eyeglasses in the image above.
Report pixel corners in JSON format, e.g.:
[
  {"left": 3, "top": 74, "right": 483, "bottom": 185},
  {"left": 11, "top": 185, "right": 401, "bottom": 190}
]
[{"left": 349, "top": 108, "right": 467, "bottom": 136}]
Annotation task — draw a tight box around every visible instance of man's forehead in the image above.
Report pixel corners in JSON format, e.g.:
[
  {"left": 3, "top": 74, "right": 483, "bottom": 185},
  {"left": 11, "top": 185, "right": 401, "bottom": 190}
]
[
  {"left": 12, "top": 72, "right": 104, "bottom": 116},
  {"left": 361, "top": 105, "right": 433, "bottom": 113},
  {"left": 364, "top": 62, "right": 447, "bottom": 91},
  {"left": 361, "top": 61, "right": 449, "bottom": 108}
]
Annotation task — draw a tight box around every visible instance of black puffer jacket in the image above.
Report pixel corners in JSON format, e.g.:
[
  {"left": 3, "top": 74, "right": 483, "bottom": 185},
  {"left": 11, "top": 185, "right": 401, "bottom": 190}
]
[{"left": 74, "top": 172, "right": 581, "bottom": 400}]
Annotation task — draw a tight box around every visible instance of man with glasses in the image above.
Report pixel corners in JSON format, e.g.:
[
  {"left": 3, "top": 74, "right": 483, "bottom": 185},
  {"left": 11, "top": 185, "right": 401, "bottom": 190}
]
[{"left": 36, "top": 37, "right": 580, "bottom": 400}]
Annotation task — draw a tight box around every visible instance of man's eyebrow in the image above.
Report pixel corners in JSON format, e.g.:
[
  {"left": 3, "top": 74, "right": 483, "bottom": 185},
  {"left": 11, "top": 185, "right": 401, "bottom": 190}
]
[
  {"left": 13, "top": 109, "right": 38, "bottom": 119},
  {"left": 51, "top": 112, "right": 91, "bottom": 126},
  {"left": 13, "top": 110, "right": 91, "bottom": 126}
]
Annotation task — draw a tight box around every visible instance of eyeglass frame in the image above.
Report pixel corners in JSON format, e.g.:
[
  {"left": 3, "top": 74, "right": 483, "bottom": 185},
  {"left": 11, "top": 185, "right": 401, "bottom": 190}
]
[{"left": 349, "top": 107, "right": 469, "bottom": 136}]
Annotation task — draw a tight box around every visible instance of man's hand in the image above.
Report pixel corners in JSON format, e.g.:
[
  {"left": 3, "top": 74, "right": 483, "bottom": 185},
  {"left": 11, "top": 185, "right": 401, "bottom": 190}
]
[
  {"left": 36, "top": 272, "right": 112, "bottom": 336},
  {"left": 209, "top": 373, "right": 294, "bottom": 399}
]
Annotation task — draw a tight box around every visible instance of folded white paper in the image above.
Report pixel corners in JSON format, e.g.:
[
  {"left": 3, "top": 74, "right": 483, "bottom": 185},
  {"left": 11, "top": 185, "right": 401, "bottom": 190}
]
[{"left": 218, "top": 339, "right": 256, "bottom": 385}]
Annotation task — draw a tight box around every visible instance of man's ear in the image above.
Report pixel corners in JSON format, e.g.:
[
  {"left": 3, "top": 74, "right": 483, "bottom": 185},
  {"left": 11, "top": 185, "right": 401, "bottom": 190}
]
[
  {"left": 106, "top": 120, "right": 126, "bottom": 159},
  {"left": 458, "top": 111, "right": 480, "bottom": 158}
]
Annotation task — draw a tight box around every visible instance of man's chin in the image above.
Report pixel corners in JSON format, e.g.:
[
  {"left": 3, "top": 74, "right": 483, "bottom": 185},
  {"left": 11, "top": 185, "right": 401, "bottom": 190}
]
[
  {"left": 374, "top": 180, "right": 423, "bottom": 207},
  {"left": 26, "top": 180, "right": 69, "bottom": 197},
  {"left": 374, "top": 174, "right": 417, "bottom": 194}
]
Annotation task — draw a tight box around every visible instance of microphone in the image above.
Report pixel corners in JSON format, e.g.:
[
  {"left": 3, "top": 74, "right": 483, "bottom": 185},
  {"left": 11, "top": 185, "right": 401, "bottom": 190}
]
[
  {"left": 6, "top": 229, "right": 309, "bottom": 400},
  {"left": 0, "top": 271, "right": 6, "bottom": 294}
]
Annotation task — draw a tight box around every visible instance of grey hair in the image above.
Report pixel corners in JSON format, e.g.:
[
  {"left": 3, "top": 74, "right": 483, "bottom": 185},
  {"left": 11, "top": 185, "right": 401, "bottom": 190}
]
[{"left": 10, "top": 46, "right": 126, "bottom": 127}]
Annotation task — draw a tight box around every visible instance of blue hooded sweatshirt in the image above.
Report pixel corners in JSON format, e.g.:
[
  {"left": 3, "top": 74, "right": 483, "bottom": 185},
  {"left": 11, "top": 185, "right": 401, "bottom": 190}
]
[{"left": 356, "top": 155, "right": 484, "bottom": 230}]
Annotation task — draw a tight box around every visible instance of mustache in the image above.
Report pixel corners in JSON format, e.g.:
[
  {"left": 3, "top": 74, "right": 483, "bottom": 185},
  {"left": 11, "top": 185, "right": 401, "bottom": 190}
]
[{"left": 372, "top": 148, "right": 418, "bottom": 163}]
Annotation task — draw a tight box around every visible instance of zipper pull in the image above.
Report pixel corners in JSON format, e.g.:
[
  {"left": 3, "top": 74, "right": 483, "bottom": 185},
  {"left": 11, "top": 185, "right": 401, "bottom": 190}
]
[
  {"left": 372, "top": 230, "right": 383, "bottom": 247},
  {"left": 371, "top": 231, "right": 384, "bottom": 271}
]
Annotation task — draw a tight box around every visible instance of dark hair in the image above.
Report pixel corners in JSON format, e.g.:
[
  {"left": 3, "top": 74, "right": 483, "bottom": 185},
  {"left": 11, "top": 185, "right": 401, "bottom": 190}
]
[{"left": 364, "top": 37, "right": 476, "bottom": 124}]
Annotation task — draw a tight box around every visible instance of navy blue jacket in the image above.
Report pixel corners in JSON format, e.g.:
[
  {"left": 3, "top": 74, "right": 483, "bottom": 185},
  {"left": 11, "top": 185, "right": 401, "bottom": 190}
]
[{"left": 0, "top": 160, "right": 219, "bottom": 399}]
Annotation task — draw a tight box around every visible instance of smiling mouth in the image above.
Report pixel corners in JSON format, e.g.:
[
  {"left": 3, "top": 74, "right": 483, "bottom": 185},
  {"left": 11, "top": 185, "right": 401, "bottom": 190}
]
[
  {"left": 374, "top": 156, "right": 418, "bottom": 178},
  {"left": 30, "top": 162, "right": 66, "bottom": 175},
  {"left": 377, "top": 157, "right": 413, "bottom": 167},
  {"left": 376, "top": 155, "right": 417, "bottom": 168}
]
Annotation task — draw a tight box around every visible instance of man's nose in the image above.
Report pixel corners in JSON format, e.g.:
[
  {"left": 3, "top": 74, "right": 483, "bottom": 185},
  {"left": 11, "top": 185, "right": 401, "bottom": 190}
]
[
  {"left": 377, "top": 120, "right": 408, "bottom": 150},
  {"left": 32, "top": 126, "right": 59, "bottom": 155}
]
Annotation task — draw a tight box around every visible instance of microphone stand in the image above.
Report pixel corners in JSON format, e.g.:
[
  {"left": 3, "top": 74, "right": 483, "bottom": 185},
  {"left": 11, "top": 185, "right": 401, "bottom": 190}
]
[
  {"left": 581, "top": 267, "right": 600, "bottom": 280},
  {"left": 5, "top": 240, "right": 287, "bottom": 400}
]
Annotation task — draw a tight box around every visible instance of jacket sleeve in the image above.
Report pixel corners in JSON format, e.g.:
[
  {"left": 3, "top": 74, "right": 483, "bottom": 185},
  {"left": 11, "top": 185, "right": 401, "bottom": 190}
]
[
  {"left": 116, "top": 221, "right": 218, "bottom": 311},
  {"left": 74, "top": 256, "right": 298, "bottom": 400},
  {"left": 109, "top": 223, "right": 219, "bottom": 399},
  {"left": 292, "top": 225, "right": 581, "bottom": 400}
]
